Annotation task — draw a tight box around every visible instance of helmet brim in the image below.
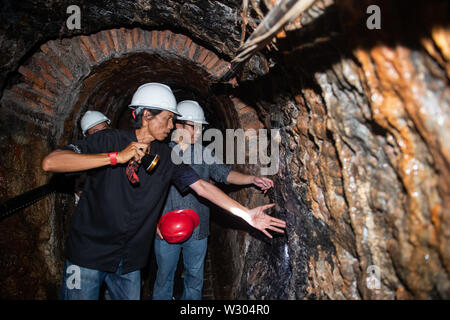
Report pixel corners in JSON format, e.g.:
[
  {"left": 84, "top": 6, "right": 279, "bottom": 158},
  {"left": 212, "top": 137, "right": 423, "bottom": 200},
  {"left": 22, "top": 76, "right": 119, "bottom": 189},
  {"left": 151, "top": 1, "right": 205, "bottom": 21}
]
[
  {"left": 176, "top": 116, "right": 209, "bottom": 125},
  {"left": 83, "top": 118, "right": 110, "bottom": 135},
  {"left": 128, "top": 105, "right": 182, "bottom": 117}
]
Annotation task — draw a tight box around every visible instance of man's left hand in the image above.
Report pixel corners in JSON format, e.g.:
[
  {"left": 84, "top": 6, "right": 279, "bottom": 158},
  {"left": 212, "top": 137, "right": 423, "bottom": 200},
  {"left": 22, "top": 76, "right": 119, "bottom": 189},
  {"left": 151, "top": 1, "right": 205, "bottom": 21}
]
[
  {"left": 247, "top": 203, "right": 286, "bottom": 238},
  {"left": 252, "top": 176, "right": 274, "bottom": 194}
]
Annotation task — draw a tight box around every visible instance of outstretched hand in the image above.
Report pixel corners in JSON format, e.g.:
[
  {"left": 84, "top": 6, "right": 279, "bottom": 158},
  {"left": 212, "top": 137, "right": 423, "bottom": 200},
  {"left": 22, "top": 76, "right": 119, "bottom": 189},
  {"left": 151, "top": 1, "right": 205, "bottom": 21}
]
[{"left": 247, "top": 203, "right": 286, "bottom": 238}]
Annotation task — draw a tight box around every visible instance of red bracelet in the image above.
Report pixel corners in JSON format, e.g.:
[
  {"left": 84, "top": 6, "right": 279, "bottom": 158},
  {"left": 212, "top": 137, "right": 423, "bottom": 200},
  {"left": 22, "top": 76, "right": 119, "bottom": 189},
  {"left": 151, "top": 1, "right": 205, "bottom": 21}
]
[{"left": 108, "top": 152, "right": 118, "bottom": 166}]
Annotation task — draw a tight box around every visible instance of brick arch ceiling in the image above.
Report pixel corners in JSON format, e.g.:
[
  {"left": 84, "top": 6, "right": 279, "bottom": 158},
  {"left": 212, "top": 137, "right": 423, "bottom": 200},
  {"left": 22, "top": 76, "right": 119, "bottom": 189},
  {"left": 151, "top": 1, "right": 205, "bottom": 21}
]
[{"left": 1, "top": 28, "right": 263, "bottom": 142}]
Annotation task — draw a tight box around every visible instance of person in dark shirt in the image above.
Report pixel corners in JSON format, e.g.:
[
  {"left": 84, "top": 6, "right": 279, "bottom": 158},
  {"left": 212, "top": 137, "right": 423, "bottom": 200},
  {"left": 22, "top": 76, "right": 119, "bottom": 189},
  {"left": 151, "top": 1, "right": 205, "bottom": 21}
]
[
  {"left": 80, "top": 110, "right": 111, "bottom": 136},
  {"left": 73, "top": 110, "right": 111, "bottom": 205},
  {"left": 41, "top": 83, "right": 286, "bottom": 300}
]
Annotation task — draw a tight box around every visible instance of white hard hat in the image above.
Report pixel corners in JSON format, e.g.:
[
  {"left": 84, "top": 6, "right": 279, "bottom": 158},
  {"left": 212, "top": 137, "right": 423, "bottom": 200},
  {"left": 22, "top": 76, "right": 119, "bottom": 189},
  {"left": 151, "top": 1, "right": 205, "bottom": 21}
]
[
  {"left": 81, "top": 110, "right": 111, "bottom": 136},
  {"left": 176, "top": 100, "right": 209, "bottom": 125},
  {"left": 128, "top": 82, "right": 181, "bottom": 116}
]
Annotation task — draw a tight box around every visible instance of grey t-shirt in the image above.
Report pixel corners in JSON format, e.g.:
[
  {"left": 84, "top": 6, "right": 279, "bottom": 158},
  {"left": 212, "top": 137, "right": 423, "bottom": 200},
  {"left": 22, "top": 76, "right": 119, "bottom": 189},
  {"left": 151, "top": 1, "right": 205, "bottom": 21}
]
[{"left": 160, "top": 142, "right": 232, "bottom": 240}]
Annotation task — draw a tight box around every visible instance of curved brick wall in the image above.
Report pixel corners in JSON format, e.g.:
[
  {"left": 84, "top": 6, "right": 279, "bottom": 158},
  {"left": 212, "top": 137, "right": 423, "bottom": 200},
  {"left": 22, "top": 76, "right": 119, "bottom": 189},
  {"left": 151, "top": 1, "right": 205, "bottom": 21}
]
[
  {"left": 0, "top": 27, "right": 264, "bottom": 299},
  {"left": 3, "top": 28, "right": 229, "bottom": 116}
]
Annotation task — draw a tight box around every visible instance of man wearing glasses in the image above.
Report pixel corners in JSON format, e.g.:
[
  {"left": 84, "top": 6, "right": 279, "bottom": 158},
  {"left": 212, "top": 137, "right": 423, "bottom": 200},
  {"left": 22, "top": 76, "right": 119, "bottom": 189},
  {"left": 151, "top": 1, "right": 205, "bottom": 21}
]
[{"left": 153, "top": 100, "right": 276, "bottom": 300}]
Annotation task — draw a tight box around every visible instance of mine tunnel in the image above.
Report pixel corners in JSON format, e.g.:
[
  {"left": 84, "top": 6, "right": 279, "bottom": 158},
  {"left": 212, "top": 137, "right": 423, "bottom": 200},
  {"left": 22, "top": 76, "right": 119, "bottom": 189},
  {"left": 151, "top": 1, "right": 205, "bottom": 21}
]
[{"left": 0, "top": 0, "right": 449, "bottom": 300}]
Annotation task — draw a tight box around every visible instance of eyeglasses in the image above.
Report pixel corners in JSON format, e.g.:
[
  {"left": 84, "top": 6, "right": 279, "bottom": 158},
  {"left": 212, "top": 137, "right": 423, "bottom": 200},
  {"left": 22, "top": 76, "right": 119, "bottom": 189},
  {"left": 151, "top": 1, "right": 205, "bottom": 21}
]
[{"left": 178, "top": 121, "right": 205, "bottom": 131}]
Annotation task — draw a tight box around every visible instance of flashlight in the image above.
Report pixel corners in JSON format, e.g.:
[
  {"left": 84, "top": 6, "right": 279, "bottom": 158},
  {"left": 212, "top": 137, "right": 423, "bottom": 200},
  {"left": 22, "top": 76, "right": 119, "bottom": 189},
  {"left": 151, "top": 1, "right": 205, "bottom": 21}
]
[{"left": 141, "top": 153, "right": 160, "bottom": 172}]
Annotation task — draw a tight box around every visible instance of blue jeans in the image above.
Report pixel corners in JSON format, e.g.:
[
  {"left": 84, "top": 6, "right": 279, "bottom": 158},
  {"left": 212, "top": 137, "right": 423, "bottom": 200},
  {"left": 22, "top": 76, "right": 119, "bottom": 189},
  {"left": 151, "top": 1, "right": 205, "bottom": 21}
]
[
  {"left": 60, "top": 260, "right": 140, "bottom": 300},
  {"left": 153, "top": 236, "right": 208, "bottom": 300}
]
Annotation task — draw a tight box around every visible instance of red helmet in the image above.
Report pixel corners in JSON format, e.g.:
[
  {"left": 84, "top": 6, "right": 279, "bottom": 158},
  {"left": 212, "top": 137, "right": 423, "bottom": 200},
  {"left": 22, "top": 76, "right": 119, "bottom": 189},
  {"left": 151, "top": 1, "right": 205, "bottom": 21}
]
[{"left": 158, "top": 209, "right": 200, "bottom": 243}]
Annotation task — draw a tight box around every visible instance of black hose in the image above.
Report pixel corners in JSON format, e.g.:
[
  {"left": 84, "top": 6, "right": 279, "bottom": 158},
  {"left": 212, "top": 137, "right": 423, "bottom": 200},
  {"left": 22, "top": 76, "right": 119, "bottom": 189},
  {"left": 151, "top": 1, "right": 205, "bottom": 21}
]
[
  {"left": 0, "top": 183, "right": 56, "bottom": 220},
  {"left": 0, "top": 174, "right": 75, "bottom": 221}
]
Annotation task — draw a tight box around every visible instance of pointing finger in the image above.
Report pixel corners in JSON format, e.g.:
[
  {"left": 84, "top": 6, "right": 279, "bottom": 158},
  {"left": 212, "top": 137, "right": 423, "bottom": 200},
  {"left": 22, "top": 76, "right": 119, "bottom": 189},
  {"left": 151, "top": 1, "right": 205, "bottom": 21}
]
[
  {"left": 262, "top": 229, "right": 273, "bottom": 239},
  {"left": 261, "top": 203, "right": 276, "bottom": 211},
  {"left": 271, "top": 218, "right": 286, "bottom": 228},
  {"left": 267, "top": 226, "right": 285, "bottom": 233}
]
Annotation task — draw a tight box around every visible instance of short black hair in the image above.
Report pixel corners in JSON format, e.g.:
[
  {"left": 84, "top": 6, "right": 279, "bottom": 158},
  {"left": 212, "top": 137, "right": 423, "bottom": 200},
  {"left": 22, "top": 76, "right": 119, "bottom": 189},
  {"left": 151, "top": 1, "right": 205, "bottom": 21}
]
[{"left": 131, "top": 108, "right": 163, "bottom": 129}]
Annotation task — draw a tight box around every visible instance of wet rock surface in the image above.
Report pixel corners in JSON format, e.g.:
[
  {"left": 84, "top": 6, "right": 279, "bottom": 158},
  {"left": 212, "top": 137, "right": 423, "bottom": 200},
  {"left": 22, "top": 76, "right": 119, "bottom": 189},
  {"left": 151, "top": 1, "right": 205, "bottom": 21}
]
[
  {"left": 210, "top": 0, "right": 450, "bottom": 299},
  {"left": 0, "top": 0, "right": 449, "bottom": 299}
]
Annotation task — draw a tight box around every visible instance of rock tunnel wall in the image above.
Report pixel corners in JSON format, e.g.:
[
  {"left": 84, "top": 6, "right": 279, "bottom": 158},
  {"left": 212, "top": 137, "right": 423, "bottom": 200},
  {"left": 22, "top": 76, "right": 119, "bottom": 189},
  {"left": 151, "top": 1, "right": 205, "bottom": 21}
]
[
  {"left": 209, "top": 0, "right": 450, "bottom": 300},
  {"left": 0, "top": 0, "right": 449, "bottom": 299}
]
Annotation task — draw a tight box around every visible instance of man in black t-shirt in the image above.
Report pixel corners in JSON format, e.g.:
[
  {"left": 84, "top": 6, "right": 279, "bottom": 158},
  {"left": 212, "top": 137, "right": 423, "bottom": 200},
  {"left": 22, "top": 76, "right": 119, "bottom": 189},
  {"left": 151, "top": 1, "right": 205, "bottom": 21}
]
[{"left": 42, "top": 83, "right": 286, "bottom": 300}]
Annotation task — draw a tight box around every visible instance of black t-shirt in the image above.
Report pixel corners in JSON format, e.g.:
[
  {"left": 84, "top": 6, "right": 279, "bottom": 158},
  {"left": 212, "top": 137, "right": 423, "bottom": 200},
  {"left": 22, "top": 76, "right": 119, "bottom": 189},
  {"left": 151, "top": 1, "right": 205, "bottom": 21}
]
[{"left": 61, "top": 129, "right": 200, "bottom": 273}]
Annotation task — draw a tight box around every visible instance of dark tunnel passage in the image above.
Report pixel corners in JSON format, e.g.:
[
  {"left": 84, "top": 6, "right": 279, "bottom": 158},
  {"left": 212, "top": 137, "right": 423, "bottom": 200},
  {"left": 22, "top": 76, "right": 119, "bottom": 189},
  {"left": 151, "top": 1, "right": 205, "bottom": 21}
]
[
  {"left": 0, "top": 0, "right": 449, "bottom": 300},
  {"left": 63, "top": 50, "right": 239, "bottom": 139}
]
